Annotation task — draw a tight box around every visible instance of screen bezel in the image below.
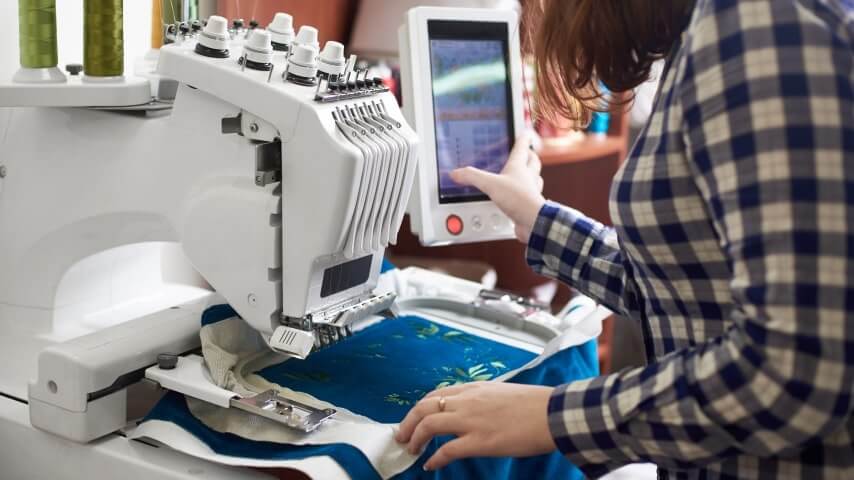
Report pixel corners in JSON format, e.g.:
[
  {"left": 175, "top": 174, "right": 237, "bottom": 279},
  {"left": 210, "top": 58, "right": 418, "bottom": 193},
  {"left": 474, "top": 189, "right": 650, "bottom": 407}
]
[{"left": 427, "top": 20, "right": 515, "bottom": 205}]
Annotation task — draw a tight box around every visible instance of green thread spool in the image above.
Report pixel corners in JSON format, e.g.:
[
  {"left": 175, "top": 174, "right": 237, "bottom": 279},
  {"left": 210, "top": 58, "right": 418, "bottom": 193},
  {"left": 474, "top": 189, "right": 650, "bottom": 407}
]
[
  {"left": 162, "top": 0, "right": 182, "bottom": 25},
  {"left": 18, "top": 0, "right": 58, "bottom": 69},
  {"left": 84, "top": 0, "right": 124, "bottom": 77}
]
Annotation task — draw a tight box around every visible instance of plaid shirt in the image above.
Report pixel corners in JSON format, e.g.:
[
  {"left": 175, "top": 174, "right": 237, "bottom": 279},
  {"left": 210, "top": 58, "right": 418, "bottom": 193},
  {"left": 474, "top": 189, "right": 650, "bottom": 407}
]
[{"left": 527, "top": 0, "right": 854, "bottom": 478}]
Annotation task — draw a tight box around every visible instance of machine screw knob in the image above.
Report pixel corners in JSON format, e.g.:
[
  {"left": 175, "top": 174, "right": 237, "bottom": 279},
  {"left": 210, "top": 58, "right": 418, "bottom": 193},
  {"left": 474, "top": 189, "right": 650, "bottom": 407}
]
[
  {"left": 65, "top": 63, "right": 83, "bottom": 76},
  {"left": 0, "top": 165, "right": 6, "bottom": 178},
  {"left": 157, "top": 353, "right": 179, "bottom": 370}
]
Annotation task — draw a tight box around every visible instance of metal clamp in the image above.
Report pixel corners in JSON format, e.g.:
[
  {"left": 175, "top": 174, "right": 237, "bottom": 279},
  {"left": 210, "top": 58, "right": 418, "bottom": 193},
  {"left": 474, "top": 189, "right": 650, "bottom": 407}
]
[
  {"left": 230, "top": 389, "right": 336, "bottom": 433},
  {"left": 475, "top": 289, "right": 550, "bottom": 319}
]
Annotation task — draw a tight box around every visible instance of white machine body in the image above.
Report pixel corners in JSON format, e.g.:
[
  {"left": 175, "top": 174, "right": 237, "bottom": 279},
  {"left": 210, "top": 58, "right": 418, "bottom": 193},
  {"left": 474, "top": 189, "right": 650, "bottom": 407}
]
[
  {"left": 399, "top": 7, "right": 524, "bottom": 246},
  {"left": 0, "top": 14, "right": 418, "bottom": 443}
]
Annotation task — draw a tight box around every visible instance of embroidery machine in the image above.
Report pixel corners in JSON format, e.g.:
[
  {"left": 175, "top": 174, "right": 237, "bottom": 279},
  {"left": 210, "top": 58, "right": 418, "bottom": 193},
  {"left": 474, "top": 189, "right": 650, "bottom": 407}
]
[{"left": 0, "top": 5, "right": 591, "bottom": 479}]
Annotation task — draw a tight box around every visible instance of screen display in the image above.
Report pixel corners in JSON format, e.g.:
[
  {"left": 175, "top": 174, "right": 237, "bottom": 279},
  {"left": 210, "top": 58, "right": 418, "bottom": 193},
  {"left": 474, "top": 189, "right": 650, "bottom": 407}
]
[{"left": 428, "top": 21, "right": 514, "bottom": 204}]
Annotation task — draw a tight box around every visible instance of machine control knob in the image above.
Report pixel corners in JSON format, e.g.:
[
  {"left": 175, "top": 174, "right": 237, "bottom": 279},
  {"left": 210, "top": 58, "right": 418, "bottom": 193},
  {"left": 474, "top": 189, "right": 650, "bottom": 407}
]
[
  {"left": 195, "top": 15, "right": 230, "bottom": 58},
  {"left": 178, "top": 22, "right": 190, "bottom": 34},
  {"left": 372, "top": 76, "right": 384, "bottom": 87},
  {"left": 285, "top": 44, "right": 319, "bottom": 85},
  {"left": 293, "top": 25, "right": 320, "bottom": 52},
  {"left": 268, "top": 12, "right": 294, "bottom": 52},
  {"left": 157, "top": 353, "right": 179, "bottom": 370},
  {"left": 65, "top": 63, "right": 83, "bottom": 76},
  {"left": 318, "top": 41, "right": 345, "bottom": 78},
  {"left": 249, "top": 19, "right": 259, "bottom": 29},
  {"left": 242, "top": 29, "right": 274, "bottom": 71},
  {"left": 190, "top": 20, "right": 202, "bottom": 32},
  {"left": 232, "top": 18, "right": 245, "bottom": 30}
]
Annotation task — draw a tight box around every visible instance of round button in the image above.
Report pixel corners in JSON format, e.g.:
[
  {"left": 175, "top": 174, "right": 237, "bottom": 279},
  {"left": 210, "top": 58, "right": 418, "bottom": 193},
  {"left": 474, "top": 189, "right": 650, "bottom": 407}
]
[
  {"left": 471, "top": 215, "right": 484, "bottom": 231},
  {"left": 446, "top": 214, "right": 464, "bottom": 236}
]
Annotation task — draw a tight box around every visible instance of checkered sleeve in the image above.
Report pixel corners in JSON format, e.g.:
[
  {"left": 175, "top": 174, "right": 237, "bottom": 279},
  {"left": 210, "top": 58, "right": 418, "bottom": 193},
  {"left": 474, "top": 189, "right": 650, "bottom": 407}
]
[
  {"left": 526, "top": 201, "right": 636, "bottom": 315},
  {"left": 543, "top": 1, "right": 854, "bottom": 477}
]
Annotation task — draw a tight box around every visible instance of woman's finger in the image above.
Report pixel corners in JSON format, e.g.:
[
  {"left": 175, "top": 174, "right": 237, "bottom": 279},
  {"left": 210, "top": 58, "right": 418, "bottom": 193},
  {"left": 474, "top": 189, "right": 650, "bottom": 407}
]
[
  {"left": 396, "top": 396, "right": 446, "bottom": 443},
  {"left": 504, "top": 135, "right": 533, "bottom": 169},
  {"left": 424, "top": 436, "right": 478, "bottom": 471},
  {"left": 422, "top": 383, "right": 472, "bottom": 400},
  {"left": 407, "top": 412, "right": 463, "bottom": 454},
  {"left": 449, "top": 167, "right": 500, "bottom": 196},
  {"left": 527, "top": 150, "right": 542, "bottom": 176}
]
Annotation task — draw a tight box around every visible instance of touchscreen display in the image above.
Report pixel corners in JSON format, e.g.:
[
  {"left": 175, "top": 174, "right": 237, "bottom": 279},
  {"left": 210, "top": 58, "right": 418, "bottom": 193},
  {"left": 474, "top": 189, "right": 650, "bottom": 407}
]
[{"left": 428, "top": 21, "right": 514, "bottom": 204}]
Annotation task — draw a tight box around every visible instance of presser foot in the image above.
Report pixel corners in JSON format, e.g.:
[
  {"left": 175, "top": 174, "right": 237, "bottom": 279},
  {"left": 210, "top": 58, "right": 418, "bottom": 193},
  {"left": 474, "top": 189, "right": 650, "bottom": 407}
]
[
  {"left": 231, "top": 389, "right": 336, "bottom": 433},
  {"left": 145, "top": 355, "right": 337, "bottom": 433},
  {"left": 270, "top": 292, "right": 397, "bottom": 358}
]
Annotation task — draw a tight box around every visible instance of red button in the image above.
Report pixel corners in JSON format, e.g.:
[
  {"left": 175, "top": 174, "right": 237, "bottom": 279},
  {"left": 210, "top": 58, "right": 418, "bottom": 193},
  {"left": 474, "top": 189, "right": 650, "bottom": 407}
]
[{"left": 446, "top": 214, "right": 464, "bottom": 235}]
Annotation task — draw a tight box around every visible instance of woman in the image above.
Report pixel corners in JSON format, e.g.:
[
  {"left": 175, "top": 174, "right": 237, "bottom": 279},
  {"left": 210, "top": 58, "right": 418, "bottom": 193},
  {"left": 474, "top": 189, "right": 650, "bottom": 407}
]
[{"left": 396, "top": 0, "right": 853, "bottom": 478}]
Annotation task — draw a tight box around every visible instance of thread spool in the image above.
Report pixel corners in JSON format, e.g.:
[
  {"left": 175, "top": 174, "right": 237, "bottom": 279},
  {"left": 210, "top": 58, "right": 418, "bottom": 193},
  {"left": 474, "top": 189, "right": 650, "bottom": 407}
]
[
  {"left": 18, "top": 0, "right": 58, "bottom": 69},
  {"left": 161, "top": 0, "right": 182, "bottom": 25},
  {"left": 84, "top": 0, "right": 124, "bottom": 77},
  {"left": 151, "top": 0, "right": 163, "bottom": 48}
]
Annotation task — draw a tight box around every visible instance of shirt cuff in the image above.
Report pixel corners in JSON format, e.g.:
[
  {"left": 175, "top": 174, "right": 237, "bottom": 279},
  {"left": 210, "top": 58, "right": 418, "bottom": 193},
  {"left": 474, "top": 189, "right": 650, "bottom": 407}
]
[
  {"left": 548, "top": 377, "right": 635, "bottom": 477},
  {"left": 525, "top": 201, "right": 596, "bottom": 280}
]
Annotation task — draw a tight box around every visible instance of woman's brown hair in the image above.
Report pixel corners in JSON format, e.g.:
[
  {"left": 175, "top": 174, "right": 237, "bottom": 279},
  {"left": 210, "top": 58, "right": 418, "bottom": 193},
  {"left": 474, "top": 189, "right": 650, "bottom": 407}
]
[{"left": 524, "top": 0, "right": 694, "bottom": 125}]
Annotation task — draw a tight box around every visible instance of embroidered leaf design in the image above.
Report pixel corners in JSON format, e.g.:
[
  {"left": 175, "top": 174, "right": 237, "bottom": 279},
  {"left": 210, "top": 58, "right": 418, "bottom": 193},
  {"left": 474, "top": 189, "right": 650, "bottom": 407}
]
[
  {"left": 455, "top": 368, "right": 467, "bottom": 377},
  {"left": 490, "top": 361, "right": 507, "bottom": 369},
  {"left": 385, "top": 390, "right": 428, "bottom": 406},
  {"left": 436, "top": 381, "right": 452, "bottom": 389},
  {"left": 443, "top": 331, "right": 463, "bottom": 338},
  {"left": 472, "top": 374, "right": 493, "bottom": 381},
  {"left": 384, "top": 393, "right": 411, "bottom": 406}
]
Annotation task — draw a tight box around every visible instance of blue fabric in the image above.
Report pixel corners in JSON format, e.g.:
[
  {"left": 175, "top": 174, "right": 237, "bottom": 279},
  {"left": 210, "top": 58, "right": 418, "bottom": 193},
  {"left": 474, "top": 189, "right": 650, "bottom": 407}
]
[
  {"left": 201, "top": 304, "right": 239, "bottom": 326},
  {"left": 256, "top": 316, "right": 537, "bottom": 423},
  {"left": 147, "top": 392, "right": 383, "bottom": 480},
  {"left": 381, "top": 258, "right": 396, "bottom": 274},
  {"left": 146, "top": 284, "right": 598, "bottom": 479}
]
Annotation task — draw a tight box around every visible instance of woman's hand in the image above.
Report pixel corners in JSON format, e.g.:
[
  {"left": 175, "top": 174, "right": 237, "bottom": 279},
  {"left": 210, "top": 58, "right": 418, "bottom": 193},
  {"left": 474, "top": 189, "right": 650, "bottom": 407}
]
[
  {"left": 395, "top": 382, "right": 557, "bottom": 471},
  {"left": 450, "top": 135, "right": 546, "bottom": 243}
]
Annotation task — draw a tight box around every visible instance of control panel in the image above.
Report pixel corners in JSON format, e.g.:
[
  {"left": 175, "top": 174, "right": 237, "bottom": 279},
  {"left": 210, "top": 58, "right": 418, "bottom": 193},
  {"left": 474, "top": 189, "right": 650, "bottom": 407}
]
[{"left": 399, "top": 7, "right": 524, "bottom": 246}]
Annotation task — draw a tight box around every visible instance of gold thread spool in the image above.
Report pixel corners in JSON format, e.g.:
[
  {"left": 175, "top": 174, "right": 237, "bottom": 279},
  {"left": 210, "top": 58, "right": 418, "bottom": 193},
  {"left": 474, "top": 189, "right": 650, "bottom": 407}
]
[
  {"left": 151, "top": 0, "right": 164, "bottom": 49},
  {"left": 84, "top": 0, "right": 124, "bottom": 77},
  {"left": 18, "top": 0, "right": 58, "bottom": 69}
]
